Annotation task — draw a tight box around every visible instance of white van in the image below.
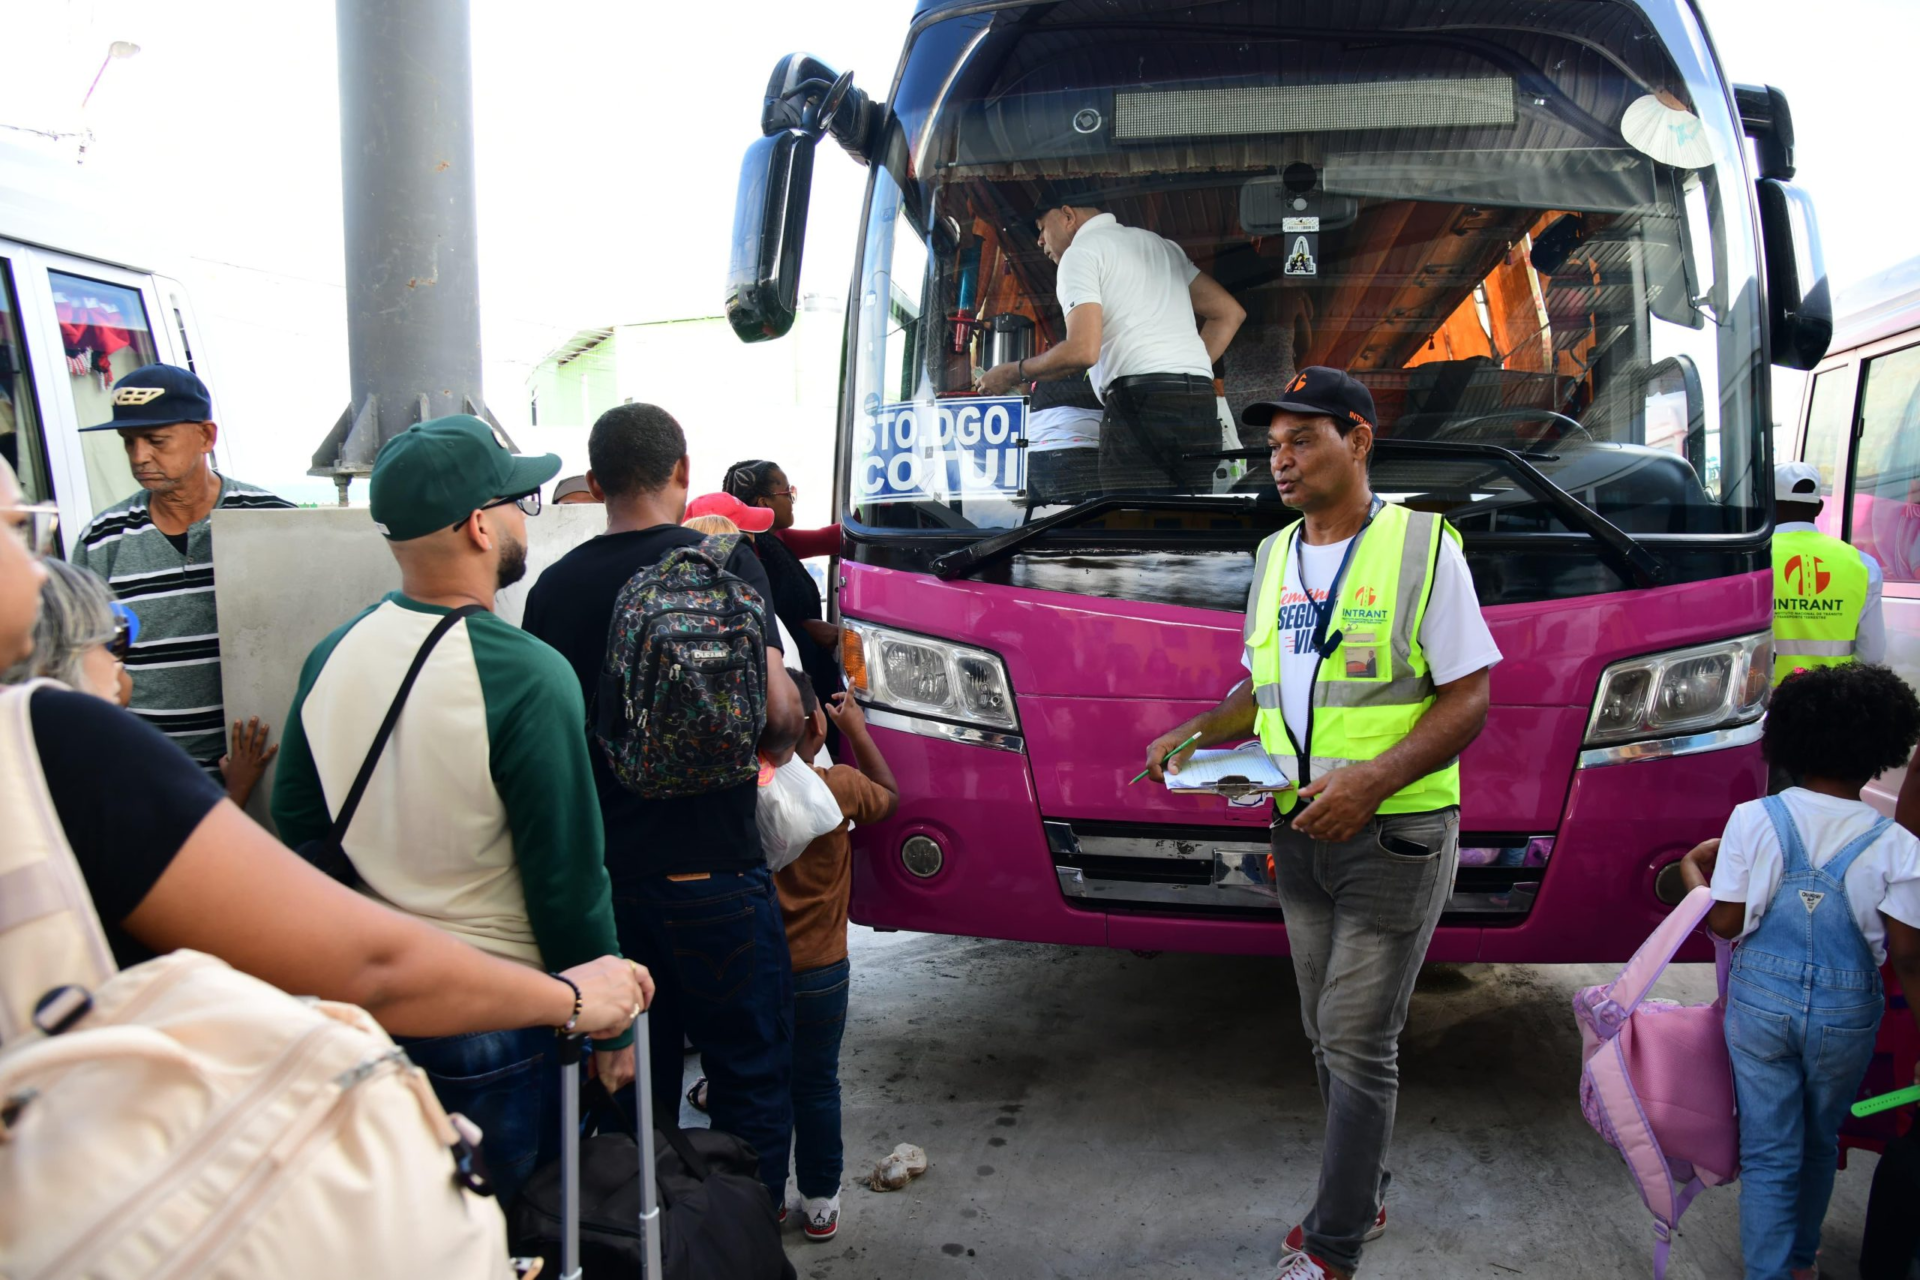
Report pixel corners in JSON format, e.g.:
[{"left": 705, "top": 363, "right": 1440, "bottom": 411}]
[{"left": 0, "top": 143, "right": 225, "bottom": 554}]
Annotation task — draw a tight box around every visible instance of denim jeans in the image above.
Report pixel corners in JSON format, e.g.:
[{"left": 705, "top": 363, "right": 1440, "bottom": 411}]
[
  {"left": 784, "top": 958, "right": 851, "bottom": 1199},
  {"left": 1099, "top": 380, "right": 1220, "bottom": 494},
  {"left": 612, "top": 866, "right": 794, "bottom": 1205},
  {"left": 401, "top": 1024, "right": 560, "bottom": 1207},
  {"left": 1026, "top": 447, "right": 1103, "bottom": 508},
  {"left": 1727, "top": 962, "right": 1883, "bottom": 1279},
  {"left": 1270, "top": 806, "right": 1459, "bottom": 1275}
]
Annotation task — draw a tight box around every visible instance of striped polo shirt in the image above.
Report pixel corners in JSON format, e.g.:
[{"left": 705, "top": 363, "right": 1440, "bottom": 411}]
[{"left": 69, "top": 474, "right": 292, "bottom": 769}]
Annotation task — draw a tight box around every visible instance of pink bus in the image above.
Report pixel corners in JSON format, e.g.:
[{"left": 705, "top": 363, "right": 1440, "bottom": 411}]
[{"left": 728, "top": 0, "right": 1831, "bottom": 963}]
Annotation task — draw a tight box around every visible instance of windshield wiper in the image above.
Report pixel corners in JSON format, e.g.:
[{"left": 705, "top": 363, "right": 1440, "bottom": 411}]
[
  {"left": 928, "top": 494, "right": 1259, "bottom": 580},
  {"left": 1189, "top": 438, "right": 1668, "bottom": 589}
]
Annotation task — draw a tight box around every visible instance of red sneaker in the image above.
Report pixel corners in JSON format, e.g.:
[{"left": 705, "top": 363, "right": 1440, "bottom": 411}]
[
  {"left": 801, "top": 1192, "right": 840, "bottom": 1242},
  {"left": 1280, "top": 1205, "right": 1385, "bottom": 1256},
  {"left": 1272, "top": 1253, "right": 1340, "bottom": 1280}
]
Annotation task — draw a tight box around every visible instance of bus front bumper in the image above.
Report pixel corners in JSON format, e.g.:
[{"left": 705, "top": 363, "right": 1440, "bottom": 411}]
[{"left": 848, "top": 713, "right": 1763, "bottom": 965}]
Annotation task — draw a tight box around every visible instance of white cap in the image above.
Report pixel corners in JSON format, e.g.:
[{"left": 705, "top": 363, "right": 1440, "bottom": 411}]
[{"left": 1775, "top": 460, "right": 1822, "bottom": 503}]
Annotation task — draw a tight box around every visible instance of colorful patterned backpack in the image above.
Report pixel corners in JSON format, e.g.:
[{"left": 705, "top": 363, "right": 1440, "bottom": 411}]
[{"left": 595, "top": 533, "right": 769, "bottom": 798}]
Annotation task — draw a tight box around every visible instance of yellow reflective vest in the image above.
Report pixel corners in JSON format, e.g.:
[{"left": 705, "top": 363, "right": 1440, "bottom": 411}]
[
  {"left": 1772, "top": 526, "right": 1869, "bottom": 685},
  {"left": 1245, "top": 502, "right": 1462, "bottom": 815}
]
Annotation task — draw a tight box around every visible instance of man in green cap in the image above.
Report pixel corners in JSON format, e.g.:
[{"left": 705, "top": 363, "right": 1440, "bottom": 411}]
[{"left": 272, "top": 415, "right": 634, "bottom": 1204}]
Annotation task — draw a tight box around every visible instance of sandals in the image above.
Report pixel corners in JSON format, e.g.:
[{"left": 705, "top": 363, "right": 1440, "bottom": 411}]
[{"left": 686, "top": 1077, "right": 709, "bottom": 1114}]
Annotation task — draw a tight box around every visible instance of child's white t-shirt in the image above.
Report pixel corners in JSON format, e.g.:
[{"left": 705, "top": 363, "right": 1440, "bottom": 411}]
[{"left": 1710, "top": 788, "right": 1920, "bottom": 966}]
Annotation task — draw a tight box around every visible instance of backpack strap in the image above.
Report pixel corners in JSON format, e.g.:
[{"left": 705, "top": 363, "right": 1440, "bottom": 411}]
[
  {"left": 1584, "top": 1035, "right": 1710, "bottom": 1276},
  {"left": 0, "top": 681, "right": 118, "bottom": 1044},
  {"left": 1824, "top": 815, "right": 1894, "bottom": 883},
  {"left": 303, "top": 606, "right": 482, "bottom": 877},
  {"left": 657, "top": 1122, "right": 714, "bottom": 1182},
  {"left": 1605, "top": 885, "right": 1718, "bottom": 1017}
]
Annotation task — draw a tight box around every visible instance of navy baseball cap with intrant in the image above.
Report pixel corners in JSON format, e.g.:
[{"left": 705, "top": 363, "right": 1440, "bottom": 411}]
[
  {"left": 1240, "top": 366, "right": 1378, "bottom": 433},
  {"left": 82, "top": 363, "right": 215, "bottom": 432}
]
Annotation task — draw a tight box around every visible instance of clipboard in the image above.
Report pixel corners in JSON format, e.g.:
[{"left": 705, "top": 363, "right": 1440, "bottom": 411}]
[{"left": 1165, "top": 743, "right": 1294, "bottom": 803}]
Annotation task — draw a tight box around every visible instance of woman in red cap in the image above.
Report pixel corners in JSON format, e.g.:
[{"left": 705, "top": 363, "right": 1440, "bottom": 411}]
[{"left": 722, "top": 461, "right": 844, "bottom": 715}]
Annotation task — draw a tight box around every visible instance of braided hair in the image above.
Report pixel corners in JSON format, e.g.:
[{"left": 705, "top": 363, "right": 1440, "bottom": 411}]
[{"left": 722, "top": 459, "right": 780, "bottom": 507}]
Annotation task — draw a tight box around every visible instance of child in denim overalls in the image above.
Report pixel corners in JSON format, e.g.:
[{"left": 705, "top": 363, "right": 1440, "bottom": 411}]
[{"left": 1682, "top": 664, "right": 1920, "bottom": 1280}]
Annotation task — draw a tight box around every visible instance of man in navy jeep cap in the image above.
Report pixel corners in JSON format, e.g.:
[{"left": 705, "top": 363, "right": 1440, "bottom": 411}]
[{"left": 68, "top": 363, "right": 291, "bottom": 796}]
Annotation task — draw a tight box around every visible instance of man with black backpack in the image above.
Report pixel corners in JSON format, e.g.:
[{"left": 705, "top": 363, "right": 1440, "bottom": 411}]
[{"left": 523, "top": 402, "right": 803, "bottom": 1208}]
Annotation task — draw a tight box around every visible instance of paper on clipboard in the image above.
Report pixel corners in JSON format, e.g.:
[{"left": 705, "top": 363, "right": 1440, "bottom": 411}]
[{"left": 1165, "top": 743, "right": 1294, "bottom": 794}]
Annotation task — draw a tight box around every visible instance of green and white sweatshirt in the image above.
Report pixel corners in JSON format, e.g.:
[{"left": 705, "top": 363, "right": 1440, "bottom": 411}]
[{"left": 271, "top": 594, "right": 627, "bottom": 1045}]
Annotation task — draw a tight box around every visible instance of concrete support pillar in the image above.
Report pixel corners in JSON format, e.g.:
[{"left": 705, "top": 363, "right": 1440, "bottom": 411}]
[{"left": 311, "top": 0, "right": 503, "bottom": 495}]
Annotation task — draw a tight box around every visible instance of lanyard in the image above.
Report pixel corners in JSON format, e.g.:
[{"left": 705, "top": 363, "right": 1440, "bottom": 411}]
[{"left": 1290, "top": 497, "right": 1383, "bottom": 660}]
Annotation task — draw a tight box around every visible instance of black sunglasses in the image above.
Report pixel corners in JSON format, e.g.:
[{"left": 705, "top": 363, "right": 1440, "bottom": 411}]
[
  {"left": 108, "top": 620, "right": 132, "bottom": 660},
  {"left": 452, "top": 489, "right": 541, "bottom": 530}
]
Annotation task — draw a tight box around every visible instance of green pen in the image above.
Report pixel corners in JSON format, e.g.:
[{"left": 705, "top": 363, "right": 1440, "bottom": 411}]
[
  {"left": 1851, "top": 1084, "right": 1920, "bottom": 1118},
  {"left": 1132, "top": 731, "right": 1203, "bottom": 785}
]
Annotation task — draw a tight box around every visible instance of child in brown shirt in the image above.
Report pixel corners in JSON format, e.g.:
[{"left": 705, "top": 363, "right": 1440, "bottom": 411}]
[{"left": 774, "top": 671, "right": 897, "bottom": 1241}]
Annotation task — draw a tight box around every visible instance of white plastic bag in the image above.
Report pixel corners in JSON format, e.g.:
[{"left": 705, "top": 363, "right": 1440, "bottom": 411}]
[{"left": 756, "top": 754, "right": 844, "bottom": 872}]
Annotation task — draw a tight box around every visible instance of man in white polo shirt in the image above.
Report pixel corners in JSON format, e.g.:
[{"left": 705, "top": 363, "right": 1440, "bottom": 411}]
[{"left": 979, "top": 193, "right": 1245, "bottom": 494}]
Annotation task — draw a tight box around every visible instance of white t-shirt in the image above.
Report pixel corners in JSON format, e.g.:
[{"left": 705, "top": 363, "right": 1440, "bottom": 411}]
[
  {"left": 1710, "top": 789, "right": 1920, "bottom": 966},
  {"left": 1024, "top": 405, "right": 1103, "bottom": 453},
  {"left": 1241, "top": 524, "right": 1502, "bottom": 749},
  {"left": 1053, "top": 213, "right": 1215, "bottom": 396},
  {"left": 1773, "top": 521, "right": 1886, "bottom": 665}
]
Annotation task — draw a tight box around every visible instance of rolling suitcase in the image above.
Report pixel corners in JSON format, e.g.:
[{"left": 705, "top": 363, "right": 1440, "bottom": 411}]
[
  {"left": 511, "top": 1014, "right": 793, "bottom": 1279},
  {"left": 545, "top": 1021, "right": 665, "bottom": 1280}
]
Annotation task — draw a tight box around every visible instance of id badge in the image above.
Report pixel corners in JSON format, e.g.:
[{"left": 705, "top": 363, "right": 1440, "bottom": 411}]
[{"left": 1343, "top": 630, "right": 1380, "bottom": 680}]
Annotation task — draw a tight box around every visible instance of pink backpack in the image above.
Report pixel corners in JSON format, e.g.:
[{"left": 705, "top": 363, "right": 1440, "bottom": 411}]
[{"left": 1573, "top": 886, "right": 1739, "bottom": 1279}]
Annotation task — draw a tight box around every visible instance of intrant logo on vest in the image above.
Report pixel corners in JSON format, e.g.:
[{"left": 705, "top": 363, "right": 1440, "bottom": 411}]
[
  {"left": 1777, "top": 553, "right": 1847, "bottom": 615},
  {"left": 1782, "top": 554, "right": 1831, "bottom": 596}
]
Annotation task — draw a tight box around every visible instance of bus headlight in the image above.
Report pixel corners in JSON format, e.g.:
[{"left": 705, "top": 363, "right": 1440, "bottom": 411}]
[
  {"left": 840, "top": 619, "right": 1019, "bottom": 732},
  {"left": 1584, "top": 631, "right": 1771, "bottom": 746}
]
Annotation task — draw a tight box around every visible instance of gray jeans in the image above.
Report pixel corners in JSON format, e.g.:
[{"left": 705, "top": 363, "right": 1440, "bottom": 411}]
[{"left": 1271, "top": 806, "right": 1459, "bottom": 1274}]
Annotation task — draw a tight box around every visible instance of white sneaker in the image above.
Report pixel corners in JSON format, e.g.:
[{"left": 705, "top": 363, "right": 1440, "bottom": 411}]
[
  {"left": 1272, "top": 1252, "right": 1339, "bottom": 1280},
  {"left": 779, "top": 1178, "right": 802, "bottom": 1228},
  {"left": 801, "top": 1189, "right": 841, "bottom": 1242}
]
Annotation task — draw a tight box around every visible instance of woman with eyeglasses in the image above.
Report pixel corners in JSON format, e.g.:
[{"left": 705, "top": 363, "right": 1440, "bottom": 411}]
[
  {"left": 1, "top": 558, "right": 134, "bottom": 706},
  {"left": 1, "top": 557, "right": 282, "bottom": 806},
  {"left": 0, "top": 457, "right": 649, "bottom": 1043},
  {"left": 723, "top": 460, "right": 845, "bottom": 714}
]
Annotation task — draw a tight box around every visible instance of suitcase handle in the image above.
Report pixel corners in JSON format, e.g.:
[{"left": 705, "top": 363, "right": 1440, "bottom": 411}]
[
  {"left": 556, "top": 1013, "right": 664, "bottom": 1280},
  {"left": 632, "top": 1012, "right": 664, "bottom": 1280}
]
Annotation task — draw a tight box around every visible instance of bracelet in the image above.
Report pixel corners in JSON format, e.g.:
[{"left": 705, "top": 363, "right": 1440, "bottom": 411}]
[
  {"left": 550, "top": 972, "right": 583, "bottom": 1033},
  {"left": 1018, "top": 357, "right": 1026, "bottom": 382}
]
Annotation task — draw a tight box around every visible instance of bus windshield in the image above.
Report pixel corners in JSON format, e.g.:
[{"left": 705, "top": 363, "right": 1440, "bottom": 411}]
[{"left": 847, "top": 0, "right": 1767, "bottom": 552}]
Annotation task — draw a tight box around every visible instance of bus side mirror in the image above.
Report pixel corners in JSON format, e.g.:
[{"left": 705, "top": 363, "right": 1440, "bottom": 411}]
[
  {"left": 1755, "top": 178, "right": 1831, "bottom": 371},
  {"left": 726, "top": 130, "right": 816, "bottom": 344}
]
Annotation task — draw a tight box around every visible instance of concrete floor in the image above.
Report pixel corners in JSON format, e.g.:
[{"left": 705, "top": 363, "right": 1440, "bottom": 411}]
[{"left": 673, "top": 926, "right": 1894, "bottom": 1280}]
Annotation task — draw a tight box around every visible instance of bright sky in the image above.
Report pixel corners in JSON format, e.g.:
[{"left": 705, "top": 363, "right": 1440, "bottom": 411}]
[{"left": 4, "top": 0, "right": 1914, "bottom": 515}]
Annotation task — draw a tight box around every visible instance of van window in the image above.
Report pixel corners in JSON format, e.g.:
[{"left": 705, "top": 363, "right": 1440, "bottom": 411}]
[
  {"left": 1, "top": 261, "right": 57, "bottom": 540},
  {"left": 1849, "top": 343, "right": 1920, "bottom": 584},
  {"left": 49, "top": 271, "right": 160, "bottom": 521}
]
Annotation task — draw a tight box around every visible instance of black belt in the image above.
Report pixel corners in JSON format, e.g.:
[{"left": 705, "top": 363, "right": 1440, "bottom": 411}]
[{"left": 1105, "top": 373, "right": 1215, "bottom": 395}]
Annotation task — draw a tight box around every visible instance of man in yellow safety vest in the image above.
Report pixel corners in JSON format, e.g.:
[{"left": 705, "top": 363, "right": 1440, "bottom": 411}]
[
  {"left": 1142, "top": 366, "right": 1500, "bottom": 1280},
  {"left": 1772, "top": 460, "right": 1883, "bottom": 685}
]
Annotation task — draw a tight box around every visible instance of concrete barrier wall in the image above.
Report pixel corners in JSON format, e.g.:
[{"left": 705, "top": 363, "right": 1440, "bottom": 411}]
[{"left": 212, "top": 503, "right": 609, "bottom": 831}]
